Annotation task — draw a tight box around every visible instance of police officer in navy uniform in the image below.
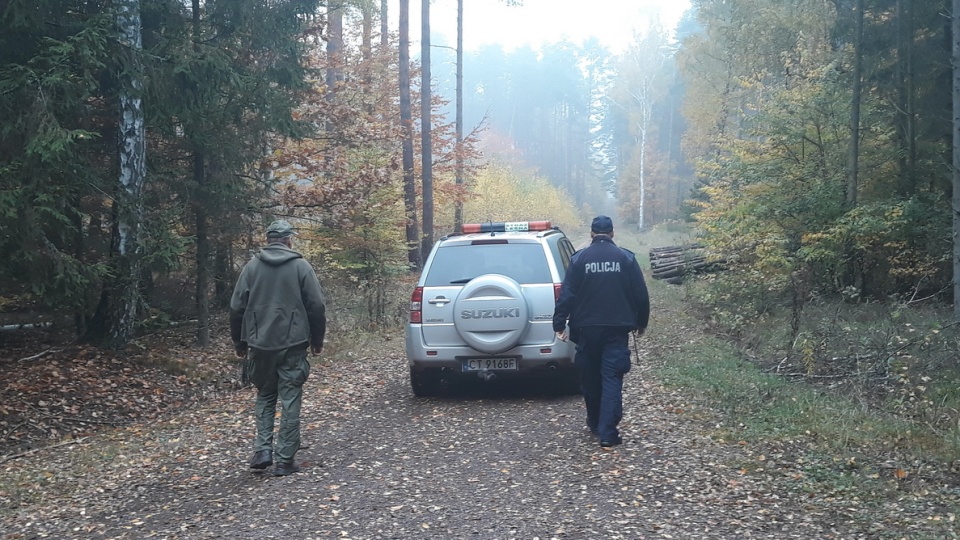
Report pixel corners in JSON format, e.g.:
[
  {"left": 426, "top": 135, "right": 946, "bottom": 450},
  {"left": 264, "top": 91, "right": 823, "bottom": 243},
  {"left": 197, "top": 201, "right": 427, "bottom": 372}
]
[{"left": 553, "top": 215, "right": 650, "bottom": 448}]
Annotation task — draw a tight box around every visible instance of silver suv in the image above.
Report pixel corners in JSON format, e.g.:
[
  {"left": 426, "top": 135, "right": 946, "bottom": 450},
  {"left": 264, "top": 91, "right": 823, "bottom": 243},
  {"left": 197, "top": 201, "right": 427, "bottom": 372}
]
[{"left": 405, "top": 221, "right": 578, "bottom": 396}]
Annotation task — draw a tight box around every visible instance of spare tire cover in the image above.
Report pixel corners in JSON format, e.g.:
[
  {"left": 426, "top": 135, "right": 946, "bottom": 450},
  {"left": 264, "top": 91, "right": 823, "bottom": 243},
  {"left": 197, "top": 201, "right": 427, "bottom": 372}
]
[{"left": 453, "top": 274, "right": 529, "bottom": 354}]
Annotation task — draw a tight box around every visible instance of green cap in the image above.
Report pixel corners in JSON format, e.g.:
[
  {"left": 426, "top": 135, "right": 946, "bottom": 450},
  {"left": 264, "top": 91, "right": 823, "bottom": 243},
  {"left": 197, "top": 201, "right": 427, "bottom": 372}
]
[{"left": 266, "top": 219, "right": 298, "bottom": 238}]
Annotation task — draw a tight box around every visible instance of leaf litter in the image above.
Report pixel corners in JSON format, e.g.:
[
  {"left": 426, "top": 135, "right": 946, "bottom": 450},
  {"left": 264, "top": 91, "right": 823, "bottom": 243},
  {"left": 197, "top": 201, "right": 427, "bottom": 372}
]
[{"left": 0, "top": 308, "right": 957, "bottom": 539}]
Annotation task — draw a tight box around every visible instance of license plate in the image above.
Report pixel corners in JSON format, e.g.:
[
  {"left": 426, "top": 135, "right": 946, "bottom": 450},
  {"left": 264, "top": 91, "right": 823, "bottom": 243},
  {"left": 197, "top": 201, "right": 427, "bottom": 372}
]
[{"left": 462, "top": 358, "right": 518, "bottom": 371}]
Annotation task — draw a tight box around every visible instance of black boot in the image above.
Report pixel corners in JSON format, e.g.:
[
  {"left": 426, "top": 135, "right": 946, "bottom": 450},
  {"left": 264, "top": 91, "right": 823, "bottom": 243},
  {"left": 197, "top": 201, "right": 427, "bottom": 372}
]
[
  {"left": 249, "top": 449, "right": 273, "bottom": 469},
  {"left": 271, "top": 461, "right": 300, "bottom": 476},
  {"left": 599, "top": 435, "right": 623, "bottom": 448}
]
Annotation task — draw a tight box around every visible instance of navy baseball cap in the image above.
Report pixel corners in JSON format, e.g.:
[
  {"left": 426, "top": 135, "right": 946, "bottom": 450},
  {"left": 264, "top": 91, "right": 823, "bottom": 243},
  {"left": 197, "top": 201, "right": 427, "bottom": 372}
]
[{"left": 591, "top": 215, "right": 613, "bottom": 234}]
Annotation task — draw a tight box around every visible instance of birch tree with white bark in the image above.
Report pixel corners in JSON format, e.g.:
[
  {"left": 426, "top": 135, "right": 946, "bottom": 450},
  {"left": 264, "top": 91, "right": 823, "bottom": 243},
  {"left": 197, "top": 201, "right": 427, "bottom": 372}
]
[
  {"left": 611, "top": 27, "right": 671, "bottom": 231},
  {"left": 108, "top": 0, "right": 147, "bottom": 348}
]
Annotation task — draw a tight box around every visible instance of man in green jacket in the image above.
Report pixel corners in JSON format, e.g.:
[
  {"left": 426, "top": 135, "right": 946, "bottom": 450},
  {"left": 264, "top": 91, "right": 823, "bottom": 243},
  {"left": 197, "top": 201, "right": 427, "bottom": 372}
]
[{"left": 230, "top": 219, "right": 326, "bottom": 476}]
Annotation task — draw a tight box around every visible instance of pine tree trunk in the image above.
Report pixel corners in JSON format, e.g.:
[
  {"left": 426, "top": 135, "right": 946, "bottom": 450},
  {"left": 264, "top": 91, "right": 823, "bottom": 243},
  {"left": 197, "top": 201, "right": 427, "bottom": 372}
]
[
  {"left": 72, "top": 200, "right": 88, "bottom": 338},
  {"left": 214, "top": 241, "right": 232, "bottom": 310},
  {"left": 896, "top": 0, "right": 915, "bottom": 196},
  {"left": 420, "top": 0, "right": 434, "bottom": 262},
  {"left": 454, "top": 0, "right": 464, "bottom": 230},
  {"left": 847, "top": 0, "right": 864, "bottom": 207},
  {"left": 191, "top": 0, "right": 210, "bottom": 347},
  {"left": 195, "top": 153, "right": 210, "bottom": 347},
  {"left": 326, "top": 2, "right": 343, "bottom": 91},
  {"left": 952, "top": 0, "right": 960, "bottom": 320},
  {"left": 905, "top": 0, "right": 917, "bottom": 188},
  {"left": 399, "top": 0, "right": 420, "bottom": 270},
  {"left": 845, "top": 0, "right": 865, "bottom": 293},
  {"left": 380, "top": 0, "right": 388, "bottom": 50},
  {"left": 361, "top": 3, "right": 372, "bottom": 61}
]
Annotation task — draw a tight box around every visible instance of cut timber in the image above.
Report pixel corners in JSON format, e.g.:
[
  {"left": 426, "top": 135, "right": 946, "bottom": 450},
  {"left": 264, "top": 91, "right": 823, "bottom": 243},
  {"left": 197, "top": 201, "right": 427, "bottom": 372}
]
[
  {"left": 649, "top": 243, "right": 703, "bottom": 257},
  {"left": 652, "top": 260, "right": 726, "bottom": 279},
  {"left": 648, "top": 243, "right": 724, "bottom": 284},
  {"left": 651, "top": 256, "right": 707, "bottom": 269}
]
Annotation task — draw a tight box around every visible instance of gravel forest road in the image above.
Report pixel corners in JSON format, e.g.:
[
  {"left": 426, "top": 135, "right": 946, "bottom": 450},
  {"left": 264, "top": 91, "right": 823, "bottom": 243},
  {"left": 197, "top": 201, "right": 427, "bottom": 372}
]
[{"left": 4, "top": 304, "right": 872, "bottom": 540}]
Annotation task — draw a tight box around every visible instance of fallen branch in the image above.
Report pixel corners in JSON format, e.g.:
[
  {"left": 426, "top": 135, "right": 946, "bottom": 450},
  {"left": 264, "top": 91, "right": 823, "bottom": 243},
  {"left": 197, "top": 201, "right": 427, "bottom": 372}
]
[
  {"left": 19, "top": 347, "right": 62, "bottom": 363},
  {"left": 0, "top": 436, "right": 90, "bottom": 466},
  {"left": 28, "top": 404, "right": 132, "bottom": 427},
  {"left": 0, "top": 322, "right": 53, "bottom": 333},
  {"left": 776, "top": 371, "right": 857, "bottom": 379},
  {"left": 38, "top": 413, "right": 130, "bottom": 426},
  {"left": 0, "top": 421, "right": 27, "bottom": 442}
]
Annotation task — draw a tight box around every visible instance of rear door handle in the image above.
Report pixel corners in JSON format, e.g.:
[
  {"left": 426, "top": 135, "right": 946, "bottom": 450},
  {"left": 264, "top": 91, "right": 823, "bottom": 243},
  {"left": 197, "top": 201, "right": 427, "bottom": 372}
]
[{"left": 428, "top": 296, "right": 451, "bottom": 305}]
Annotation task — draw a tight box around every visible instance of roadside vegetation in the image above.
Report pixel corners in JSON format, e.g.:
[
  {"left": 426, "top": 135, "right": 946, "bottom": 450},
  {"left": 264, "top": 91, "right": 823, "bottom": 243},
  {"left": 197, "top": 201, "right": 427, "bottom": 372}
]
[{"left": 624, "top": 223, "right": 960, "bottom": 534}]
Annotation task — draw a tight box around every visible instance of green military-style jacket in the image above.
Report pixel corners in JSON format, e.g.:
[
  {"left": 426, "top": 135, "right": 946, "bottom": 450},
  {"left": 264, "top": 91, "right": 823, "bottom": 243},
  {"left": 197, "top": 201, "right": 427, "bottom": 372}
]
[{"left": 230, "top": 244, "right": 326, "bottom": 351}]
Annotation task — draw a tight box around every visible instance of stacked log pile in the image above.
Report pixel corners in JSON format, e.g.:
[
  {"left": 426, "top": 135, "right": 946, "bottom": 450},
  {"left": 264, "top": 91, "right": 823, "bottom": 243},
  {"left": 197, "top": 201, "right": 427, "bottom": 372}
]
[{"left": 649, "top": 244, "right": 725, "bottom": 284}]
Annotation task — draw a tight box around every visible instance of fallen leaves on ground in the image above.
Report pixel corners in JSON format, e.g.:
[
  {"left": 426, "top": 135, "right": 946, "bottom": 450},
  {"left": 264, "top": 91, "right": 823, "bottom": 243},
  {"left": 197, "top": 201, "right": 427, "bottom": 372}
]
[
  {"left": 0, "top": 309, "right": 957, "bottom": 539},
  {"left": 0, "top": 324, "right": 239, "bottom": 459}
]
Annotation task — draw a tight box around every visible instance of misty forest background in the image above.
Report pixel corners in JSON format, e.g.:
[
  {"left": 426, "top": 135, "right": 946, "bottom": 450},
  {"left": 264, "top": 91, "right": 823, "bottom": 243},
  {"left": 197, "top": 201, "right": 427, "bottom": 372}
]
[{"left": 3, "top": 0, "right": 960, "bottom": 403}]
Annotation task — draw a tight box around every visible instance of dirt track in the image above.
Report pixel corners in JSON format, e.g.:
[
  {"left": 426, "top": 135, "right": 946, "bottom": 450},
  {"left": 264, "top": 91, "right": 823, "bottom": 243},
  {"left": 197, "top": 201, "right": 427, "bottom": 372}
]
[{"left": 2, "top": 301, "right": 948, "bottom": 539}]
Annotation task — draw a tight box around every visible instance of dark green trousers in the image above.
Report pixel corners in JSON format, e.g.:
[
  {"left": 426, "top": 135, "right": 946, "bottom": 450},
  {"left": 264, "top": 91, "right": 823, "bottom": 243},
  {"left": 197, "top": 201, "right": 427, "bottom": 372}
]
[{"left": 249, "top": 346, "right": 310, "bottom": 464}]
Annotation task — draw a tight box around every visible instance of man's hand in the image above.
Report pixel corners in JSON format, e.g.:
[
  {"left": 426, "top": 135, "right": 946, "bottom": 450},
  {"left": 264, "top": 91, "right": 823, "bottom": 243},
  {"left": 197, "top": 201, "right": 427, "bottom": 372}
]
[
  {"left": 234, "top": 342, "right": 248, "bottom": 359},
  {"left": 556, "top": 330, "right": 568, "bottom": 342},
  {"left": 311, "top": 343, "right": 323, "bottom": 356}
]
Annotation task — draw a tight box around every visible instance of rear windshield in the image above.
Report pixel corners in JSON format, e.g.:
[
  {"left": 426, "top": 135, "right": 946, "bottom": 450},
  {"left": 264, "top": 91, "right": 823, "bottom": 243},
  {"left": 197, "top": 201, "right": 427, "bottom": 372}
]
[{"left": 424, "top": 243, "right": 553, "bottom": 286}]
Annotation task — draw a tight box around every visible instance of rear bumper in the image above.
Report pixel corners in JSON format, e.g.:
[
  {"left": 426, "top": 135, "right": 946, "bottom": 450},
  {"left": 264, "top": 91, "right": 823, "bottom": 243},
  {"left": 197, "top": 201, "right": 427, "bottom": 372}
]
[{"left": 405, "top": 327, "right": 575, "bottom": 374}]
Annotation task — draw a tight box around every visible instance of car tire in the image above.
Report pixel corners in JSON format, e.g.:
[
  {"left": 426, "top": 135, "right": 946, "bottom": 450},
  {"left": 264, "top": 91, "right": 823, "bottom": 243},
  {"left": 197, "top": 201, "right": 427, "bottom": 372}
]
[{"left": 410, "top": 368, "right": 440, "bottom": 397}]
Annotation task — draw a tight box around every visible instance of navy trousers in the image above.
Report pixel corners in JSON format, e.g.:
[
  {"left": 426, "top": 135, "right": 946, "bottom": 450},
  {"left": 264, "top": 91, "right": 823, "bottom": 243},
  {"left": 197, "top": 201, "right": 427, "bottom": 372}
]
[{"left": 574, "top": 327, "right": 631, "bottom": 441}]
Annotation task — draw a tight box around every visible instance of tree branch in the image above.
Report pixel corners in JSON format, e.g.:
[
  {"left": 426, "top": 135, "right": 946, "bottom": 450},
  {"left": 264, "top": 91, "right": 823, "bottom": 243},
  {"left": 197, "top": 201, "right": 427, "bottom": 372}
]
[{"left": 0, "top": 436, "right": 90, "bottom": 465}]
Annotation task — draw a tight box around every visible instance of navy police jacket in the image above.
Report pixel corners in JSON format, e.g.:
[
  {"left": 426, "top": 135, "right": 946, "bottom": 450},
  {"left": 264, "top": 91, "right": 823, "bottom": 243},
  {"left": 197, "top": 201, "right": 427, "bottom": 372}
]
[{"left": 553, "top": 235, "right": 650, "bottom": 337}]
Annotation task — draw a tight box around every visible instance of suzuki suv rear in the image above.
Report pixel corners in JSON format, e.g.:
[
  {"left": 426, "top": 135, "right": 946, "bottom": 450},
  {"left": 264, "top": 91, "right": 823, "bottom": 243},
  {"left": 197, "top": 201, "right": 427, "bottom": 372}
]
[{"left": 405, "top": 221, "right": 578, "bottom": 396}]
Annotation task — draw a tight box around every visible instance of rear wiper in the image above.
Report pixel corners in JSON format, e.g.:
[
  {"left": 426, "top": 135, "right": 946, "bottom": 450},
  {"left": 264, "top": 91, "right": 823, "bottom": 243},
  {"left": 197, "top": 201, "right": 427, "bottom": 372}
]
[{"left": 449, "top": 278, "right": 474, "bottom": 284}]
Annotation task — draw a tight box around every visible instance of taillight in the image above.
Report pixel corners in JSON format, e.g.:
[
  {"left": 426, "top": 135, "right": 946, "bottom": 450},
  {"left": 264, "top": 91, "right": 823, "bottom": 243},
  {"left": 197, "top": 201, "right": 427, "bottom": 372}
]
[
  {"left": 554, "top": 283, "right": 562, "bottom": 301},
  {"left": 410, "top": 286, "right": 423, "bottom": 323}
]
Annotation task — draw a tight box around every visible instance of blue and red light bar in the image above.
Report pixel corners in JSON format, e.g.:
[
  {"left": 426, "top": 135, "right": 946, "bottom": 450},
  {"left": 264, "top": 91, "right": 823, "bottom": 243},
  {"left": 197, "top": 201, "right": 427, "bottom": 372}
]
[{"left": 461, "top": 221, "right": 552, "bottom": 234}]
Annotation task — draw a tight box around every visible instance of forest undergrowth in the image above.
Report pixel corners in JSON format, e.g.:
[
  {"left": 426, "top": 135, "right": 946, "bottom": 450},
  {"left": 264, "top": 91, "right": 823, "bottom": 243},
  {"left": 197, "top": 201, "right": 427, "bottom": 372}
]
[
  {"left": 682, "top": 272, "right": 960, "bottom": 463},
  {"left": 630, "top": 225, "right": 960, "bottom": 530}
]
